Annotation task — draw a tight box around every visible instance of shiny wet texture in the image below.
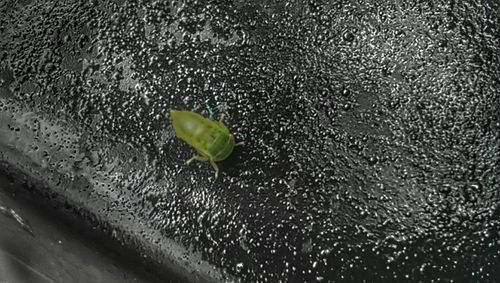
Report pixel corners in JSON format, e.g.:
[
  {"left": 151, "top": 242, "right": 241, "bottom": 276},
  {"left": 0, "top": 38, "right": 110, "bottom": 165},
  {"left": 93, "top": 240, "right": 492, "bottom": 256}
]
[
  {"left": 0, "top": 174, "right": 166, "bottom": 283},
  {"left": 0, "top": 0, "right": 499, "bottom": 282}
]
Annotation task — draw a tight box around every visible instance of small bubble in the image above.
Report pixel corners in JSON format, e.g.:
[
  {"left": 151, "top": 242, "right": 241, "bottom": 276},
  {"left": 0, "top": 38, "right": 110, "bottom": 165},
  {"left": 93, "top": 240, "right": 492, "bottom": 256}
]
[
  {"left": 343, "top": 30, "right": 355, "bottom": 42},
  {"left": 235, "top": 262, "right": 244, "bottom": 273}
]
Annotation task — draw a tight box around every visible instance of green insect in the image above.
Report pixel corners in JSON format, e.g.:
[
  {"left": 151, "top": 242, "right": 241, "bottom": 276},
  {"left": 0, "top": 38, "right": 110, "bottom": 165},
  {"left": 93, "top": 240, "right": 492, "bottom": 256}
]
[{"left": 170, "top": 110, "right": 244, "bottom": 178}]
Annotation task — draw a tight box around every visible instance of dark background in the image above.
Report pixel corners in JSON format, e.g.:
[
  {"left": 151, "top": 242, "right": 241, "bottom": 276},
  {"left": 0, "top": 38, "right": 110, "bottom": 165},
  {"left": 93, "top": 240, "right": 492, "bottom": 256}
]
[{"left": 1, "top": 0, "right": 499, "bottom": 282}]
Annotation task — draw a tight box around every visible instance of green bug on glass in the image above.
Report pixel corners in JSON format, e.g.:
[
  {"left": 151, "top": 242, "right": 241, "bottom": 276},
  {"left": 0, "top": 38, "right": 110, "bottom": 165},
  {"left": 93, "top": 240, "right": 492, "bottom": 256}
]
[{"left": 170, "top": 110, "right": 244, "bottom": 178}]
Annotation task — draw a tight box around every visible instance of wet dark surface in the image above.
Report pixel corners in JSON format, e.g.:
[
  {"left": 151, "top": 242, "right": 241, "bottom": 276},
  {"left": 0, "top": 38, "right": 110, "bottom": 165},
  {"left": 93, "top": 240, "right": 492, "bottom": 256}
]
[
  {"left": 1, "top": 0, "right": 500, "bottom": 282},
  {"left": 0, "top": 173, "right": 167, "bottom": 283}
]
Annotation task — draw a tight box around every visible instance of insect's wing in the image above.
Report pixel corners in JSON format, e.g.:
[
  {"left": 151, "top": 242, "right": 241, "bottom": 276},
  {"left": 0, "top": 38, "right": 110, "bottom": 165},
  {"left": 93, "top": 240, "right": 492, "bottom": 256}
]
[
  {"left": 170, "top": 110, "right": 213, "bottom": 154},
  {"left": 170, "top": 110, "right": 184, "bottom": 138},
  {"left": 170, "top": 110, "right": 200, "bottom": 141},
  {"left": 215, "top": 121, "right": 231, "bottom": 133}
]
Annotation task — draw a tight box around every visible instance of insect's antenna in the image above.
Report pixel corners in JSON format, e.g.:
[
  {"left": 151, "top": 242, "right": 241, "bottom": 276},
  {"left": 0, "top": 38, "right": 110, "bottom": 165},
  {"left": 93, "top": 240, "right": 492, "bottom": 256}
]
[
  {"left": 206, "top": 104, "right": 214, "bottom": 120},
  {"left": 205, "top": 100, "right": 219, "bottom": 121}
]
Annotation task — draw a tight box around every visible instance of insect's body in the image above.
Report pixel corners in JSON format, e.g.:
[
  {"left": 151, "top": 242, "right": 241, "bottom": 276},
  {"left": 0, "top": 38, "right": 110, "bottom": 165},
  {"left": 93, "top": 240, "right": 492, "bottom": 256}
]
[{"left": 170, "top": 110, "right": 242, "bottom": 177}]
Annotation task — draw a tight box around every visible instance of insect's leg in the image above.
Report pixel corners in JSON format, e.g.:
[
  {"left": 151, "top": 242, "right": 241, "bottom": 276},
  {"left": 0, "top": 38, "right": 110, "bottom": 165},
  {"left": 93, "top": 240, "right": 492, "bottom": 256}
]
[
  {"left": 235, "top": 141, "right": 245, "bottom": 147},
  {"left": 209, "top": 159, "right": 219, "bottom": 178},
  {"left": 218, "top": 113, "right": 226, "bottom": 124},
  {"left": 185, "top": 155, "right": 208, "bottom": 165}
]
